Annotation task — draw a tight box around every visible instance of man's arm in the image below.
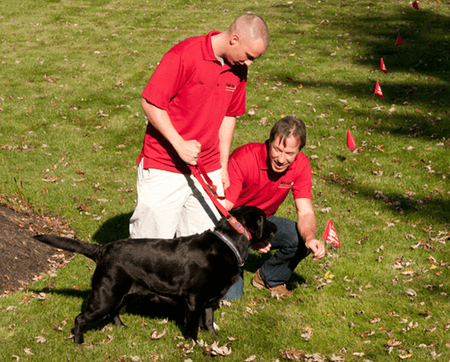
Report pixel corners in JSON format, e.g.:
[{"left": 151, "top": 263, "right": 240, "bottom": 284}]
[
  {"left": 218, "top": 116, "right": 236, "bottom": 190},
  {"left": 225, "top": 199, "right": 235, "bottom": 211},
  {"left": 295, "top": 198, "right": 326, "bottom": 261},
  {"left": 141, "top": 98, "right": 201, "bottom": 165}
]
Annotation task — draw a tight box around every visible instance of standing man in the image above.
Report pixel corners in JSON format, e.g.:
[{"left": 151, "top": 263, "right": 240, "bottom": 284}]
[
  {"left": 225, "top": 116, "right": 326, "bottom": 298},
  {"left": 130, "top": 14, "right": 269, "bottom": 239}
]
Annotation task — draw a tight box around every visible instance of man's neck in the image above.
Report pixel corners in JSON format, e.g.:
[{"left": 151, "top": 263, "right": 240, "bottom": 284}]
[{"left": 211, "top": 31, "right": 227, "bottom": 59}]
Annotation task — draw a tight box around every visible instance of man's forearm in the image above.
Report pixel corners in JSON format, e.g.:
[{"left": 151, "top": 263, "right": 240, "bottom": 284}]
[
  {"left": 141, "top": 98, "right": 201, "bottom": 165},
  {"left": 297, "top": 213, "right": 317, "bottom": 244},
  {"left": 219, "top": 116, "right": 236, "bottom": 169}
]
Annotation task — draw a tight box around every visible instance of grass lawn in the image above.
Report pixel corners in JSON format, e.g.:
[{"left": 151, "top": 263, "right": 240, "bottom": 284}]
[{"left": 1, "top": 0, "right": 449, "bottom": 361}]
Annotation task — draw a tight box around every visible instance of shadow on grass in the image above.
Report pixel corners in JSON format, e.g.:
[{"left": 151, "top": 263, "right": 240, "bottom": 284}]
[
  {"left": 267, "top": 2, "right": 450, "bottom": 80},
  {"left": 262, "top": 4, "right": 449, "bottom": 141},
  {"left": 268, "top": 77, "right": 448, "bottom": 141},
  {"left": 328, "top": 6, "right": 450, "bottom": 78},
  {"left": 246, "top": 250, "right": 308, "bottom": 286},
  {"left": 317, "top": 153, "right": 450, "bottom": 226},
  {"left": 29, "top": 286, "right": 186, "bottom": 336},
  {"left": 92, "top": 212, "right": 132, "bottom": 245}
]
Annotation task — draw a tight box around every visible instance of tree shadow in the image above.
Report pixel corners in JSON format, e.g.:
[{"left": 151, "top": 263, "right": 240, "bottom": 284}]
[
  {"left": 328, "top": 6, "right": 450, "bottom": 79},
  {"left": 317, "top": 157, "right": 450, "bottom": 226}
]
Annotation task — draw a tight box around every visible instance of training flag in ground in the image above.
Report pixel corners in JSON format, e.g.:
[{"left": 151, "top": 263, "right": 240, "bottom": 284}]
[
  {"left": 395, "top": 33, "right": 404, "bottom": 47},
  {"left": 379, "top": 58, "right": 388, "bottom": 74},
  {"left": 374, "top": 81, "right": 383, "bottom": 98},
  {"left": 322, "top": 219, "right": 341, "bottom": 248},
  {"left": 412, "top": 1, "right": 419, "bottom": 10},
  {"left": 347, "top": 129, "right": 356, "bottom": 151}
]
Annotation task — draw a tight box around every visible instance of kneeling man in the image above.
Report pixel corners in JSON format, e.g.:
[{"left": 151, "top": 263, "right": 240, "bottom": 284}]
[{"left": 225, "top": 116, "right": 326, "bottom": 298}]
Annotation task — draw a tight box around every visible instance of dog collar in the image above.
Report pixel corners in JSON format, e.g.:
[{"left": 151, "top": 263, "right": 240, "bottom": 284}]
[
  {"left": 226, "top": 216, "right": 252, "bottom": 241},
  {"left": 213, "top": 230, "right": 245, "bottom": 267}
]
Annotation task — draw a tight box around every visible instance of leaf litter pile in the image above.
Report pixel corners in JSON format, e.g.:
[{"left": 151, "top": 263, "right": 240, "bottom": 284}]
[{"left": 0, "top": 194, "right": 75, "bottom": 295}]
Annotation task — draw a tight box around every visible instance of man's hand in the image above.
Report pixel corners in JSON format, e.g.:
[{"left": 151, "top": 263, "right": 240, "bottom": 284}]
[
  {"left": 305, "top": 238, "right": 326, "bottom": 261},
  {"left": 252, "top": 241, "right": 271, "bottom": 254},
  {"left": 174, "top": 139, "right": 202, "bottom": 165}
]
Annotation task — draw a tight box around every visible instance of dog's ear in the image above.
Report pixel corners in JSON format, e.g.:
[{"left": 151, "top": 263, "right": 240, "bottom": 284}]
[
  {"left": 233, "top": 206, "right": 266, "bottom": 240},
  {"left": 254, "top": 212, "right": 266, "bottom": 240}
]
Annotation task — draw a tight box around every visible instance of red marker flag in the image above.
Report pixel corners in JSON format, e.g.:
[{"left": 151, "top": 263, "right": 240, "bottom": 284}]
[
  {"left": 322, "top": 219, "right": 341, "bottom": 248},
  {"left": 374, "top": 81, "right": 383, "bottom": 98},
  {"left": 379, "top": 58, "right": 388, "bottom": 74},
  {"left": 395, "top": 33, "right": 404, "bottom": 47},
  {"left": 412, "top": 1, "right": 419, "bottom": 10},
  {"left": 347, "top": 129, "right": 356, "bottom": 151}
]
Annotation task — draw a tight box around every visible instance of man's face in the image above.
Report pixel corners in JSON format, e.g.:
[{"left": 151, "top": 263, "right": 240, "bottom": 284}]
[
  {"left": 226, "top": 36, "right": 266, "bottom": 67},
  {"left": 268, "top": 135, "right": 301, "bottom": 173}
]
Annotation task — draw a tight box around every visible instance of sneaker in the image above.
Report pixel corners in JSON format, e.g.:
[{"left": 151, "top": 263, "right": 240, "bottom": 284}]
[{"left": 251, "top": 269, "right": 292, "bottom": 298}]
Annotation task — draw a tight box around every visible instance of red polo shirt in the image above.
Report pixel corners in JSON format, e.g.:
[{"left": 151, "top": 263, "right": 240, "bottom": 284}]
[
  {"left": 137, "top": 31, "right": 247, "bottom": 174},
  {"left": 225, "top": 141, "right": 312, "bottom": 218}
]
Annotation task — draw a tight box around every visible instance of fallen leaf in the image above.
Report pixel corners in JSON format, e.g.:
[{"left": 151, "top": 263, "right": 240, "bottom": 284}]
[
  {"left": 35, "top": 336, "right": 46, "bottom": 343},
  {"left": 150, "top": 329, "right": 166, "bottom": 340},
  {"left": 387, "top": 338, "right": 403, "bottom": 347},
  {"left": 352, "top": 351, "right": 365, "bottom": 357},
  {"left": 210, "top": 341, "right": 232, "bottom": 356},
  {"left": 398, "top": 353, "right": 412, "bottom": 359}
]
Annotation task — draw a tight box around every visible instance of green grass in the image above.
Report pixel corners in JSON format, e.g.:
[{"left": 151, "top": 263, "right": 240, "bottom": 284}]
[{"left": 1, "top": 0, "right": 449, "bottom": 360}]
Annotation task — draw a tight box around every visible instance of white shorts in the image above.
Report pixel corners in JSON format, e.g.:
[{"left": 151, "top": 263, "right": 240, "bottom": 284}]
[{"left": 129, "top": 161, "right": 225, "bottom": 239}]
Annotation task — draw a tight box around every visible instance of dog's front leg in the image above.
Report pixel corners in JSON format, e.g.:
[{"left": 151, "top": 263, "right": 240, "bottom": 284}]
[
  {"left": 201, "top": 307, "right": 216, "bottom": 336},
  {"left": 74, "top": 313, "right": 87, "bottom": 344}
]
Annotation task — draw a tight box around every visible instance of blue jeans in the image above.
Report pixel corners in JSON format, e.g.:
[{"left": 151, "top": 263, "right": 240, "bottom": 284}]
[{"left": 222, "top": 216, "right": 310, "bottom": 299}]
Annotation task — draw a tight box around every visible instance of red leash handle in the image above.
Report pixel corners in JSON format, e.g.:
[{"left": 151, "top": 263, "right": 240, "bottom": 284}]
[
  {"left": 192, "top": 160, "right": 225, "bottom": 200},
  {"left": 189, "top": 161, "right": 251, "bottom": 240}
]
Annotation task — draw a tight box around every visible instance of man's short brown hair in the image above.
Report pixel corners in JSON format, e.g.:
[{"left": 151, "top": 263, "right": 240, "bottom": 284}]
[{"left": 269, "top": 116, "right": 307, "bottom": 151}]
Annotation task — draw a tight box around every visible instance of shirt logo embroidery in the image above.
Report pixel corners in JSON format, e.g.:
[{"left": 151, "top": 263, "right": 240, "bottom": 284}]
[
  {"left": 279, "top": 182, "right": 294, "bottom": 188},
  {"left": 225, "top": 83, "right": 237, "bottom": 92}
]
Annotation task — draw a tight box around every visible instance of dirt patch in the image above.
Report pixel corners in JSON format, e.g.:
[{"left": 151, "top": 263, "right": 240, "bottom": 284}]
[{"left": 0, "top": 195, "right": 76, "bottom": 295}]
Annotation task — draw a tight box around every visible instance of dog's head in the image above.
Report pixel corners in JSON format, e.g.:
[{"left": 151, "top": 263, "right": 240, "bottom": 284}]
[{"left": 229, "top": 206, "right": 277, "bottom": 244}]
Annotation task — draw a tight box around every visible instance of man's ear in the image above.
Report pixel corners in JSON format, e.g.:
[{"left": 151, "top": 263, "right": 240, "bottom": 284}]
[{"left": 230, "top": 33, "right": 239, "bottom": 46}]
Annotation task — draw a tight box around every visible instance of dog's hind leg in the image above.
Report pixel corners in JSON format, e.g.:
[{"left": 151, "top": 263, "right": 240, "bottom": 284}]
[
  {"left": 73, "top": 275, "right": 130, "bottom": 344},
  {"left": 110, "top": 293, "right": 138, "bottom": 327}
]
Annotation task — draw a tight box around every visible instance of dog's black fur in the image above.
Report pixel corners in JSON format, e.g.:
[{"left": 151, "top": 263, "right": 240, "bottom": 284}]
[{"left": 33, "top": 206, "right": 277, "bottom": 344}]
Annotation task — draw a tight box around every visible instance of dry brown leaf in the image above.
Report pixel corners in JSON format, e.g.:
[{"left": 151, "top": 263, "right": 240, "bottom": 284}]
[
  {"left": 150, "top": 328, "right": 166, "bottom": 340},
  {"left": 35, "top": 336, "right": 46, "bottom": 343},
  {"left": 24, "top": 349, "right": 34, "bottom": 355},
  {"left": 387, "top": 338, "right": 402, "bottom": 347}
]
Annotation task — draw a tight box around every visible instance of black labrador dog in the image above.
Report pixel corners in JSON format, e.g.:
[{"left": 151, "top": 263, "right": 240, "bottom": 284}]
[{"left": 34, "top": 206, "right": 277, "bottom": 344}]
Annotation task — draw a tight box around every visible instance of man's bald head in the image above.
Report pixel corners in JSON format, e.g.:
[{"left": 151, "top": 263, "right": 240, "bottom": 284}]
[{"left": 227, "top": 14, "right": 269, "bottom": 50}]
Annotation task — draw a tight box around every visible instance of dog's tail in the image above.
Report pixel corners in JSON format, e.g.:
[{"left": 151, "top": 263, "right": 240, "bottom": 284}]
[{"left": 34, "top": 235, "right": 102, "bottom": 263}]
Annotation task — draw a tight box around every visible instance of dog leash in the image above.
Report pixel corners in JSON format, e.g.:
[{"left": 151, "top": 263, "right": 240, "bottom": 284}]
[{"left": 189, "top": 160, "right": 251, "bottom": 241}]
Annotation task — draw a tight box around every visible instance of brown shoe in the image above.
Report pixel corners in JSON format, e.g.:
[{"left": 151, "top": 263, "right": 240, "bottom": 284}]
[{"left": 251, "top": 269, "right": 292, "bottom": 298}]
